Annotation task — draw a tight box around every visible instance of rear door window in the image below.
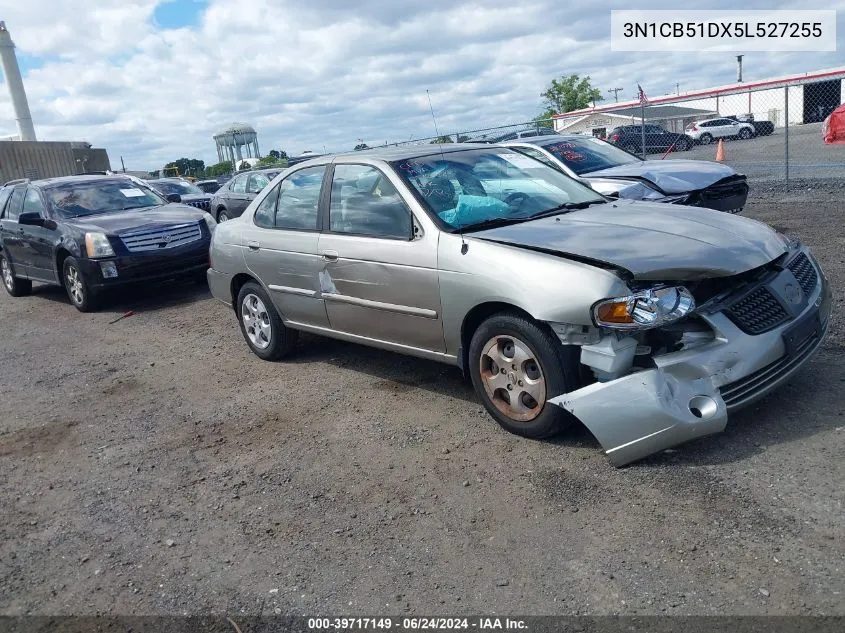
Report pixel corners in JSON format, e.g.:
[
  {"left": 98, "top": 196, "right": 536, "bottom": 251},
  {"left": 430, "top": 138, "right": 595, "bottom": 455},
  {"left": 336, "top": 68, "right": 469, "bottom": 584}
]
[
  {"left": 274, "top": 165, "right": 326, "bottom": 230},
  {"left": 0, "top": 187, "right": 12, "bottom": 219},
  {"left": 4, "top": 186, "right": 26, "bottom": 221}
]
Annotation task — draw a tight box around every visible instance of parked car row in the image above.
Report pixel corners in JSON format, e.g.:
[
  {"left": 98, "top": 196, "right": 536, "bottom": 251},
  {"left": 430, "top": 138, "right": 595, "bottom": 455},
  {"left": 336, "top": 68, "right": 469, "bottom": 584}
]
[{"left": 0, "top": 138, "right": 826, "bottom": 466}]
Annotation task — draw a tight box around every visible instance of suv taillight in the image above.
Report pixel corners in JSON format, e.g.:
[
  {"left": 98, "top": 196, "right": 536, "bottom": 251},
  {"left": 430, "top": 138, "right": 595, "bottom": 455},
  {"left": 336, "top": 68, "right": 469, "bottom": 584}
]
[
  {"left": 609, "top": 133, "right": 620, "bottom": 141},
  {"left": 690, "top": 124, "right": 698, "bottom": 131}
]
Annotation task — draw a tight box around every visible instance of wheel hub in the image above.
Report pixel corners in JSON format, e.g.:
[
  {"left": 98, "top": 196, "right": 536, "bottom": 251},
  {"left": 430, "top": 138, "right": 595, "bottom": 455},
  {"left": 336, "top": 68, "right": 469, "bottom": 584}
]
[
  {"left": 479, "top": 335, "right": 547, "bottom": 422},
  {"left": 66, "top": 267, "right": 84, "bottom": 304},
  {"left": 241, "top": 293, "right": 272, "bottom": 349},
  {"left": 1, "top": 259, "right": 12, "bottom": 290}
]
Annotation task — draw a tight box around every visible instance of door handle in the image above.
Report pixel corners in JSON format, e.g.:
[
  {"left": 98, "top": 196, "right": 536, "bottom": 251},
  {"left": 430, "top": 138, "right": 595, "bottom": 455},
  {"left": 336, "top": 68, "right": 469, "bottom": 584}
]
[
  {"left": 322, "top": 250, "right": 338, "bottom": 262},
  {"left": 247, "top": 240, "right": 260, "bottom": 251}
]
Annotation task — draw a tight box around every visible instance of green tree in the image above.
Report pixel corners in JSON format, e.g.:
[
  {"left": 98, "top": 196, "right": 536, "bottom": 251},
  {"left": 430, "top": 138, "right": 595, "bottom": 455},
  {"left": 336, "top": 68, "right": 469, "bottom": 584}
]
[
  {"left": 456, "top": 134, "right": 470, "bottom": 143},
  {"left": 537, "top": 74, "right": 603, "bottom": 118},
  {"left": 430, "top": 135, "right": 454, "bottom": 144},
  {"left": 268, "top": 149, "right": 287, "bottom": 160},
  {"left": 204, "top": 161, "right": 233, "bottom": 177},
  {"left": 238, "top": 160, "right": 251, "bottom": 171},
  {"left": 354, "top": 143, "right": 370, "bottom": 151},
  {"left": 164, "top": 157, "right": 206, "bottom": 177}
]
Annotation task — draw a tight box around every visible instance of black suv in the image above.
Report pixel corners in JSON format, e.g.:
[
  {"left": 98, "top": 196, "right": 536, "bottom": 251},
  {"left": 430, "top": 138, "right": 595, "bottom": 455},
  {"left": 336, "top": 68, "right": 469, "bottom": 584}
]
[
  {"left": 209, "top": 168, "right": 282, "bottom": 222},
  {"left": 0, "top": 175, "right": 215, "bottom": 311},
  {"left": 147, "top": 178, "right": 214, "bottom": 212},
  {"left": 607, "top": 125, "right": 693, "bottom": 154}
]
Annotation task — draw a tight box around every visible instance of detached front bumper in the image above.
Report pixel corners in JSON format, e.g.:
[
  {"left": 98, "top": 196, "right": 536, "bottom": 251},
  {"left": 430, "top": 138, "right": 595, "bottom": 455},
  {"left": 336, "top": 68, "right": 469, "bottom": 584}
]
[{"left": 549, "top": 252, "right": 831, "bottom": 466}]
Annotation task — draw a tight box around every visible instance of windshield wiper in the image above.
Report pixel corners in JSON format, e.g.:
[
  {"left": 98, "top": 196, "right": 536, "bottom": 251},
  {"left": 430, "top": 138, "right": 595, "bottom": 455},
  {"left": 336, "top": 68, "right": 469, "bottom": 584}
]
[{"left": 528, "top": 200, "right": 606, "bottom": 219}]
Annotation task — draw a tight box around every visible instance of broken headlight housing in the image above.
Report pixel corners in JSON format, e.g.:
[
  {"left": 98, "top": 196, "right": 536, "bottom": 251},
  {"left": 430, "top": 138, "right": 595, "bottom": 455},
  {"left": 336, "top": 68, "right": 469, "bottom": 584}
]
[{"left": 592, "top": 286, "right": 695, "bottom": 330}]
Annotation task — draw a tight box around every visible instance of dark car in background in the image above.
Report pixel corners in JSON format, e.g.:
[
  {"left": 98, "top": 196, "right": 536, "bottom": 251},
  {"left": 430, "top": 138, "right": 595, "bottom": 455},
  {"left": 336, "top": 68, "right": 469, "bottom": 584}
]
[
  {"left": 209, "top": 168, "right": 282, "bottom": 222},
  {"left": 195, "top": 179, "right": 223, "bottom": 193},
  {"left": 726, "top": 114, "right": 775, "bottom": 137},
  {"left": 606, "top": 124, "right": 693, "bottom": 154},
  {"left": 503, "top": 134, "right": 748, "bottom": 214},
  {"left": 0, "top": 175, "right": 215, "bottom": 311},
  {"left": 148, "top": 178, "right": 214, "bottom": 212}
]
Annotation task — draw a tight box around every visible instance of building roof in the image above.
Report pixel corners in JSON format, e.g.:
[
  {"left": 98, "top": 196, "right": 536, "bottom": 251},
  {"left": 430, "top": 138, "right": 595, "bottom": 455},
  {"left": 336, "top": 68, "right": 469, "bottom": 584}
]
[
  {"left": 601, "top": 105, "right": 715, "bottom": 120},
  {"left": 553, "top": 65, "right": 845, "bottom": 119}
]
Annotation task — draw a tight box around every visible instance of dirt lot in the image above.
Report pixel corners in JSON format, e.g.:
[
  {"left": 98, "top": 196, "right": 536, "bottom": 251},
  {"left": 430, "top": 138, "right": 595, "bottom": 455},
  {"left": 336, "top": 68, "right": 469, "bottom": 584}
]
[{"left": 1, "top": 186, "right": 843, "bottom": 617}]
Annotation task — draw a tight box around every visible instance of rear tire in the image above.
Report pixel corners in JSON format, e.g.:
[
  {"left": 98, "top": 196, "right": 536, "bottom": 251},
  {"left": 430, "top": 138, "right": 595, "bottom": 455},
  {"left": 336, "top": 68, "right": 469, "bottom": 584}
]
[
  {"left": 217, "top": 209, "right": 230, "bottom": 223},
  {"left": 63, "top": 256, "right": 100, "bottom": 312},
  {"left": 0, "top": 253, "right": 32, "bottom": 297},
  {"left": 699, "top": 133, "right": 713, "bottom": 145},
  {"left": 679, "top": 137, "right": 692, "bottom": 151},
  {"left": 738, "top": 128, "right": 752, "bottom": 140},
  {"left": 236, "top": 281, "right": 298, "bottom": 361},
  {"left": 468, "top": 312, "right": 580, "bottom": 439}
]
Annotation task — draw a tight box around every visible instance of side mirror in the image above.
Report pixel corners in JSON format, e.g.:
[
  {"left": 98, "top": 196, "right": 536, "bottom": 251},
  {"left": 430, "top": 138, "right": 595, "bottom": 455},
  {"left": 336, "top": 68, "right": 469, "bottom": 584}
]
[
  {"left": 166, "top": 193, "right": 182, "bottom": 203},
  {"left": 19, "top": 212, "right": 56, "bottom": 230}
]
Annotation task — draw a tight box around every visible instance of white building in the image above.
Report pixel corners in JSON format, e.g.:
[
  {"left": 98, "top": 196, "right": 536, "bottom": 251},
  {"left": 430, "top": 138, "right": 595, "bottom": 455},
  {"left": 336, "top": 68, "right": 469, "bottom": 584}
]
[{"left": 553, "top": 66, "right": 845, "bottom": 136}]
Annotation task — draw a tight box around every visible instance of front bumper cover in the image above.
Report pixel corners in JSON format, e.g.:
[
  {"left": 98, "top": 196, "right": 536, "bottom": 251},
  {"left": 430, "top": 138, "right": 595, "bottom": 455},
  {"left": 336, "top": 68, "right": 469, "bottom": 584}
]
[{"left": 549, "top": 252, "right": 831, "bottom": 466}]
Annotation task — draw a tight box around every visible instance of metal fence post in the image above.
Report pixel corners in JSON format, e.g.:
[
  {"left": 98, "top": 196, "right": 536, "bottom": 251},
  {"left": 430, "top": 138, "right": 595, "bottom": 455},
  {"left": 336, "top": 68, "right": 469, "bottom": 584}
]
[{"left": 784, "top": 86, "right": 789, "bottom": 191}]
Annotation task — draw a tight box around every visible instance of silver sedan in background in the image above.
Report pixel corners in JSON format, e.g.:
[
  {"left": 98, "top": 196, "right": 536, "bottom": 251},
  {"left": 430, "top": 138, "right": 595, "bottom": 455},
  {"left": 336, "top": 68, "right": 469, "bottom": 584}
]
[
  {"left": 207, "top": 145, "right": 829, "bottom": 465},
  {"left": 502, "top": 135, "right": 748, "bottom": 214}
]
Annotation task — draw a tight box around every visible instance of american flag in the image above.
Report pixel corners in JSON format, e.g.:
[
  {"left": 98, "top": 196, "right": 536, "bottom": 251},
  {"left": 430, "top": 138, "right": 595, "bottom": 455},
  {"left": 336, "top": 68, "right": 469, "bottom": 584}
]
[{"left": 637, "top": 84, "right": 648, "bottom": 106}]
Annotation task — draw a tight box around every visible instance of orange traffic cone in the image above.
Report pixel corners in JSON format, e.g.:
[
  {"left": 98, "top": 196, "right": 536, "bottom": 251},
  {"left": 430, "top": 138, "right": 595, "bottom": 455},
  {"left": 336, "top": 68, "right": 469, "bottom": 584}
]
[{"left": 715, "top": 139, "right": 725, "bottom": 161}]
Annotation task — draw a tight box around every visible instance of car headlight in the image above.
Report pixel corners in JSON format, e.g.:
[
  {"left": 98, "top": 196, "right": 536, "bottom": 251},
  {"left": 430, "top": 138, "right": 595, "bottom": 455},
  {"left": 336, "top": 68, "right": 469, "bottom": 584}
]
[
  {"left": 203, "top": 212, "right": 217, "bottom": 234},
  {"left": 593, "top": 286, "right": 695, "bottom": 330},
  {"left": 84, "top": 232, "right": 115, "bottom": 258}
]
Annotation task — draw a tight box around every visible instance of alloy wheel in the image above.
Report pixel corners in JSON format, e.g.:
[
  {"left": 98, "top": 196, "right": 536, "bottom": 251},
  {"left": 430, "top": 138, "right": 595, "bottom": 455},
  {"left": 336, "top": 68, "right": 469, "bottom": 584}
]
[
  {"left": 241, "top": 293, "right": 272, "bottom": 349},
  {"left": 478, "top": 335, "right": 547, "bottom": 422},
  {"left": 1, "top": 257, "right": 12, "bottom": 291},
  {"left": 66, "top": 265, "right": 84, "bottom": 305}
]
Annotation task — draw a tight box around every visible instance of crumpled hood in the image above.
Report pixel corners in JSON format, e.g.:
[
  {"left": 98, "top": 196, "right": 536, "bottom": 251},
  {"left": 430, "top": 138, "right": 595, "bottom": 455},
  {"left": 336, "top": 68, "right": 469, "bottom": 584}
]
[
  {"left": 470, "top": 200, "right": 787, "bottom": 280},
  {"left": 583, "top": 159, "right": 741, "bottom": 194},
  {"left": 65, "top": 204, "right": 208, "bottom": 234}
]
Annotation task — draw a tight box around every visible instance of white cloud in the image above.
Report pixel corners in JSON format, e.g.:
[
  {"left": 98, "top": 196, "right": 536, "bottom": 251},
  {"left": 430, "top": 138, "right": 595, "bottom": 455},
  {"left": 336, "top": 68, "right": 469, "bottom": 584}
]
[{"left": 0, "top": 0, "right": 843, "bottom": 169}]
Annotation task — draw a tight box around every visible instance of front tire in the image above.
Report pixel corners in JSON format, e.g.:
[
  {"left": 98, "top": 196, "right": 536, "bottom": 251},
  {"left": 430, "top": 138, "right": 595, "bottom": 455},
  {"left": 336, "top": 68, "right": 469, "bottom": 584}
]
[
  {"left": 679, "top": 137, "right": 692, "bottom": 151},
  {"left": 63, "top": 256, "right": 99, "bottom": 312},
  {"left": 623, "top": 143, "right": 639, "bottom": 155},
  {"left": 236, "top": 281, "right": 298, "bottom": 361},
  {"left": 468, "top": 313, "right": 580, "bottom": 439},
  {"left": 217, "top": 208, "right": 230, "bottom": 223},
  {"left": 699, "top": 133, "right": 713, "bottom": 145},
  {"left": 0, "top": 253, "right": 32, "bottom": 297}
]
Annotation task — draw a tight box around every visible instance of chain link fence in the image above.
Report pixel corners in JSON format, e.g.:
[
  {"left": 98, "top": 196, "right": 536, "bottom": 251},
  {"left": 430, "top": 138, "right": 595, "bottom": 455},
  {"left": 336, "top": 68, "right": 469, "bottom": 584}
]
[{"left": 378, "top": 72, "right": 844, "bottom": 192}]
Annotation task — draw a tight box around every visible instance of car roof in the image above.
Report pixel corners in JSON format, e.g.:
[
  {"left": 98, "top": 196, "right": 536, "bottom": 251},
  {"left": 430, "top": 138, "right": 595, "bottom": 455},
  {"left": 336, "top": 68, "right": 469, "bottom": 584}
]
[
  {"left": 300, "top": 143, "right": 505, "bottom": 166},
  {"left": 503, "top": 134, "right": 593, "bottom": 147},
  {"left": 23, "top": 174, "right": 139, "bottom": 190}
]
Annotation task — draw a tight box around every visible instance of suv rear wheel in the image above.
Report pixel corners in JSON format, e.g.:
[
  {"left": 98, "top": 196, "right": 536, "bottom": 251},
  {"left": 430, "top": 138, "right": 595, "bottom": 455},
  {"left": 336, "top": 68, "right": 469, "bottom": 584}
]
[
  {"left": 468, "top": 312, "right": 580, "bottom": 439},
  {"left": 738, "top": 127, "right": 752, "bottom": 140},
  {"left": 0, "top": 253, "right": 32, "bottom": 297},
  {"left": 699, "top": 133, "right": 713, "bottom": 145}
]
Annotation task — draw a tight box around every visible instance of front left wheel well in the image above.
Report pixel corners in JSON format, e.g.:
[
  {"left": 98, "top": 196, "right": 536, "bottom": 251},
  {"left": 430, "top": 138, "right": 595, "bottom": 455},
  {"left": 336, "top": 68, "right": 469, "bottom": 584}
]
[
  {"left": 459, "top": 302, "right": 536, "bottom": 374},
  {"left": 55, "top": 248, "right": 73, "bottom": 278}
]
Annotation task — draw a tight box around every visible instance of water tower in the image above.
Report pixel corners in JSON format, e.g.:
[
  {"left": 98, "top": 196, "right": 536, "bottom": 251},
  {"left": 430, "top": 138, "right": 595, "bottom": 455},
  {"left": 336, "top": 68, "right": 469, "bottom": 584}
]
[{"left": 213, "top": 123, "right": 260, "bottom": 165}]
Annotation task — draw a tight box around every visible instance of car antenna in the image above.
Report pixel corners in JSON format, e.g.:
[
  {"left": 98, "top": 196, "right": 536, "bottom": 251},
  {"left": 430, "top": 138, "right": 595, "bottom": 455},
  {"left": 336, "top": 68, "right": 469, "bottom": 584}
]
[{"left": 427, "top": 89, "right": 465, "bottom": 252}]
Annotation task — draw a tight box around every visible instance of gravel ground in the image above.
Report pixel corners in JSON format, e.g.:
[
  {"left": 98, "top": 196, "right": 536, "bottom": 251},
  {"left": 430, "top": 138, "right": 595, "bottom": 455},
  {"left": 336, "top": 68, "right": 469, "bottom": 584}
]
[{"left": 0, "top": 187, "right": 843, "bottom": 617}]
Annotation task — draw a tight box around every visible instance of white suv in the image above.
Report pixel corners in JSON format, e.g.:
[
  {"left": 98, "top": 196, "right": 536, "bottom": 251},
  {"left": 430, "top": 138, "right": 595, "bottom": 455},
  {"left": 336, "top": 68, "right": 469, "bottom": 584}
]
[{"left": 686, "top": 118, "right": 754, "bottom": 145}]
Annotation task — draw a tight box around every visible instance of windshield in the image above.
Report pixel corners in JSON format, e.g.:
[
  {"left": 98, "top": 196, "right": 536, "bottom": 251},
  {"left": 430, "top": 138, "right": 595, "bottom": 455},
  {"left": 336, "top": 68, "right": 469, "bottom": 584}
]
[
  {"left": 539, "top": 137, "right": 640, "bottom": 175},
  {"left": 393, "top": 148, "right": 605, "bottom": 231},
  {"left": 153, "top": 180, "right": 204, "bottom": 196},
  {"left": 45, "top": 179, "right": 166, "bottom": 218}
]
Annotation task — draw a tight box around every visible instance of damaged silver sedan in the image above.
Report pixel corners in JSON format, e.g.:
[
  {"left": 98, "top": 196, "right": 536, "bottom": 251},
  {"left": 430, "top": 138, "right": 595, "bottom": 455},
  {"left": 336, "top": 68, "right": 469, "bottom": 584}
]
[{"left": 207, "top": 144, "right": 830, "bottom": 466}]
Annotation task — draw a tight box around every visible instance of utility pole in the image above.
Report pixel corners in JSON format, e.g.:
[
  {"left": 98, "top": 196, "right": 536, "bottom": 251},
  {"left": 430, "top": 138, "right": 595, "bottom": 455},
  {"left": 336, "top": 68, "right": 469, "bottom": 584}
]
[
  {"left": 608, "top": 87, "right": 623, "bottom": 102},
  {"left": 676, "top": 82, "right": 680, "bottom": 95}
]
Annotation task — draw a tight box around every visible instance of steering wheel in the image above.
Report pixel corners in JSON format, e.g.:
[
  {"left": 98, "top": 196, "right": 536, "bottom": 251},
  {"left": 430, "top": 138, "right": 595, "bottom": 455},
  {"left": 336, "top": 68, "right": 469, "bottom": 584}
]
[{"left": 505, "top": 192, "right": 529, "bottom": 214}]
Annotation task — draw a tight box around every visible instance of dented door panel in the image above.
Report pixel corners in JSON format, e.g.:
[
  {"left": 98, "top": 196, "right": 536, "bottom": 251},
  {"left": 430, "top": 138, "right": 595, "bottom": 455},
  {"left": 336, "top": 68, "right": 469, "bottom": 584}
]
[{"left": 317, "top": 232, "right": 445, "bottom": 352}]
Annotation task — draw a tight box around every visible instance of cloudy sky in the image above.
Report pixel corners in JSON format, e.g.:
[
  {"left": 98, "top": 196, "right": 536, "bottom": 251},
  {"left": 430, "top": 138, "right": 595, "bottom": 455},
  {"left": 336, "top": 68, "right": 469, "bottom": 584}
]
[{"left": 1, "top": 0, "right": 843, "bottom": 170}]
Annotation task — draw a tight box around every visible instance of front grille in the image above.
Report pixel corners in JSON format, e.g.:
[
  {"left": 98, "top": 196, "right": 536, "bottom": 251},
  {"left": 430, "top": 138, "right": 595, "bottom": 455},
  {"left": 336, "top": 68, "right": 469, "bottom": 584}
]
[
  {"left": 787, "top": 252, "right": 818, "bottom": 296},
  {"left": 720, "top": 328, "right": 822, "bottom": 409},
  {"left": 120, "top": 223, "right": 202, "bottom": 253},
  {"left": 185, "top": 199, "right": 210, "bottom": 212},
  {"left": 725, "top": 286, "right": 789, "bottom": 334}
]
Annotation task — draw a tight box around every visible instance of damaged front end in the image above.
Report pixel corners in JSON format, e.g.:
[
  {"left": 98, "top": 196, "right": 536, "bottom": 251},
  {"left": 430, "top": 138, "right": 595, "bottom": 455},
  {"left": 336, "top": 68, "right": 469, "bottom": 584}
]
[{"left": 547, "top": 247, "right": 831, "bottom": 466}]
